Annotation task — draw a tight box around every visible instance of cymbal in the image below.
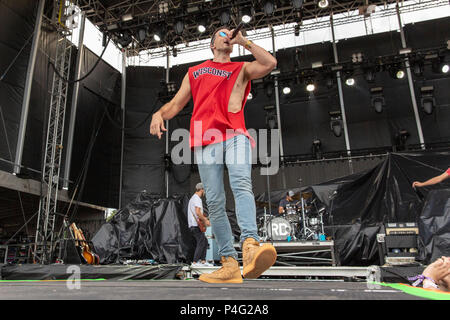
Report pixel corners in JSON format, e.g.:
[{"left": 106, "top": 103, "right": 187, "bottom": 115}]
[{"left": 255, "top": 200, "right": 278, "bottom": 208}]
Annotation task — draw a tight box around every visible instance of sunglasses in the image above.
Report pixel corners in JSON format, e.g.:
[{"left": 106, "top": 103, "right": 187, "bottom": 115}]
[{"left": 219, "top": 31, "right": 227, "bottom": 37}]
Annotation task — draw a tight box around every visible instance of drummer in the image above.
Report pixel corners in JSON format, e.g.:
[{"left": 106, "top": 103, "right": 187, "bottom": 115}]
[{"left": 278, "top": 190, "right": 297, "bottom": 215}]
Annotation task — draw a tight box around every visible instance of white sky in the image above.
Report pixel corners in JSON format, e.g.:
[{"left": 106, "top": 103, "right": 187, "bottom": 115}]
[{"left": 70, "top": 1, "right": 450, "bottom": 72}]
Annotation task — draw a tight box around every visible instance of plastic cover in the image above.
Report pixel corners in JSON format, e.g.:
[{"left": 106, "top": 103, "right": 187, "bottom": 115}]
[
  {"left": 255, "top": 151, "right": 450, "bottom": 265},
  {"left": 92, "top": 193, "right": 195, "bottom": 264}
]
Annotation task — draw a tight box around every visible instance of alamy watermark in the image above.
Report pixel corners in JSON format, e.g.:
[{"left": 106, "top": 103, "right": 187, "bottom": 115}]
[
  {"left": 66, "top": 265, "right": 81, "bottom": 290},
  {"left": 170, "top": 123, "right": 280, "bottom": 175}
]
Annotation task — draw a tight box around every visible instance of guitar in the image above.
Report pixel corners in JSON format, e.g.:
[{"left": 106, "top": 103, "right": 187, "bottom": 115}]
[{"left": 70, "top": 222, "right": 100, "bottom": 265}]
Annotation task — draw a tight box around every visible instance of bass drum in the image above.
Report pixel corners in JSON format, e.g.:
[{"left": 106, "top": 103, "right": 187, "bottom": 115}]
[{"left": 267, "top": 217, "right": 292, "bottom": 241}]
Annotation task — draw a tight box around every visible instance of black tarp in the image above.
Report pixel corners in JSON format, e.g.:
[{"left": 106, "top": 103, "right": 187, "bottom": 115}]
[
  {"left": 0, "top": 263, "right": 183, "bottom": 280},
  {"left": 256, "top": 150, "right": 450, "bottom": 266},
  {"left": 92, "top": 192, "right": 195, "bottom": 265}
]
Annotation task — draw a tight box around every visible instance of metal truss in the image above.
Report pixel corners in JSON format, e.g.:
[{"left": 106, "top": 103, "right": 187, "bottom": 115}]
[
  {"left": 78, "top": 0, "right": 404, "bottom": 52},
  {"left": 129, "top": 0, "right": 447, "bottom": 59},
  {"left": 33, "top": 1, "right": 73, "bottom": 264}
]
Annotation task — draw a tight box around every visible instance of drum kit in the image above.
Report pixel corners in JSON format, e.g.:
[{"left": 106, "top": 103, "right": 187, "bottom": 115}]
[{"left": 256, "top": 192, "right": 326, "bottom": 242}]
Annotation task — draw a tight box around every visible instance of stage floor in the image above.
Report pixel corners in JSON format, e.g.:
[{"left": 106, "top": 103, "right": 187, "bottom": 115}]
[{"left": 0, "top": 279, "right": 424, "bottom": 300}]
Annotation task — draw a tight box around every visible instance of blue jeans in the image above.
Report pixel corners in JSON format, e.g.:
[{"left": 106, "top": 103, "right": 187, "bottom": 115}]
[{"left": 194, "top": 135, "right": 259, "bottom": 259}]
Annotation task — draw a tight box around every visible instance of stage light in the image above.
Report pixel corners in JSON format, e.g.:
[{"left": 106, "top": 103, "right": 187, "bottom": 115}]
[
  {"left": 121, "top": 13, "right": 133, "bottom": 22},
  {"left": 219, "top": 9, "right": 231, "bottom": 25},
  {"left": 420, "top": 86, "right": 435, "bottom": 115},
  {"left": 345, "top": 77, "right": 355, "bottom": 86},
  {"left": 282, "top": 86, "right": 291, "bottom": 95},
  {"left": 264, "top": 81, "right": 274, "bottom": 97},
  {"left": 329, "top": 111, "right": 342, "bottom": 138},
  {"left": 312, "top": 139, "right": 322, "bottom": 160},
  {"left": 306, "top": 82, "right": 315, "bottom": 92},
  {"left": 174, "top": 20, "right": 184, "bottom": 35},
  {"left": 318, "top": 0, "right": 329, "bottom": 8},
  {"left": 118, "top": 31, "right": 132, "bottom": 48},
  {"left": 136, "top": 27, "right": 148, "bottom": 42},
  {"left": 158, "top": 1, "right": 169, "bottom": 14},
  {"left": 198, "top": 24, "right": 206, "bottom": 33},
  {"left": 263, "top": 1, "right": 275, "bottom": 16},
  {"left": 240, "top": 7, "right": 253, "bottom": 23},
  {"left": 247, "top": 92, "right": 253, "bottom": 100},
  {"left": 370, "top": 87, "right": 385, "bottom": 113},
  {"left": 396, "top": 70, "right": 405, "bottom": 79},
  {"left": 441, "top": 63, "right": 449, "bottom": 73},
  {"left": 364, "top": 68, "right": 375, "bottom": 83},
  {"left": 395, "top": 129, "right": 410, "bottom": 151},
  {"left": 412, "top": 61, "right": 423, "bottom": 77},
  {"left": 154, "top": 33, "right": 161, "bottom": 42},
  {"left": 197, "top": 16, "right": 207, "bottom": 33},
  {"left": 292, "top": 0, "right": 304, "bottom": 10},
  {"left": 294, "top": 24, "right": 300, "bottom": 36}
]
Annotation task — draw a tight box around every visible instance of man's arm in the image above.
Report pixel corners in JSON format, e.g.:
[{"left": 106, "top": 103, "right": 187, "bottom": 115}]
[
  {"left": 227, "top": 30, "right": 277, "bottom": 81},
  {"left": 150, "top": 73, "right": 191, "bottom": 139},
  {"left": 195, "top": 207, "right": 210, "bottom": 226},
  {"left": 412, "top": 172, "right": 450, "bottom": 188}
]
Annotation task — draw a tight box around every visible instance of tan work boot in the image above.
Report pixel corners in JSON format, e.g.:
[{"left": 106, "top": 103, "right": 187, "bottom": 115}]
[
  {"left": 242, "top": 238, "right": 277, "bottom": 279},
  {"left": 198, "top": 256, "right": 243, "bottom": 284}
]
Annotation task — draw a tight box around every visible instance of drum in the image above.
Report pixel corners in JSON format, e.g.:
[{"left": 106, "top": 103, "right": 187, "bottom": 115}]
[
  {"left": 309, "top": 217, "right": 319, "bottom": 227},
  {"left": 267, "top": 217, "right": 292, "bottom": 241},
  {"left": 284, "top": 204, "right": 300, "bottom": 223}
]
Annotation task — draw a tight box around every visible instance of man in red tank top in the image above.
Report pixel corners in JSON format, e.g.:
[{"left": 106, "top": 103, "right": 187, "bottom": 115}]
[{"left": 150, "top": 26, "right": 278, "bottom": 283}]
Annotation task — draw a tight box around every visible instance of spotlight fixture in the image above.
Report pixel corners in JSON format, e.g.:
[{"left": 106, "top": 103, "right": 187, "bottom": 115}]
[
  {"left": 329, "top": 111, "right": 343, "bottom": 138},
  {"left": 352, "top": 52, "right": 363, "bottom": 63},
  {"left": 136, "top": 27, "right": 147, "bottom": 42},
  {"left": 282, "top": 86, "right": 291, "bottom": 95},
  {"left": 118, "top": 31, "right": 132, "bottom": 48},
  {"left": 121, "top": 13, "right": 133, "bottom": 22},
  {"left": 412, "top": 61, "right": 424, "bottom": 77},
  {"left": 390, "top": 64, "right": 405, "bottom": 79},
  {"left": 264, "top": 81, "right": 274, "bottom": 97},
  {"left": 345, "top": 77, "right": 355, "bottom": 86},
  {"left": 240, "top": 7, "right": 254, "bottom": 24},
  {"left": 153, "top": 25, "right": 165, "bottom": 42},
  {"left": 396, "top": 70, "right": 405, "bottom": 79},
  {"left": 395, "top": 129, "right": 410, "bottom": 151},
  {"left": 263, "top": 1, "right": 275, "bottom": 16},
  {"left": 264, "top": 105, "right": 277, "bottom": 129},
  {"left": 158, "top": 1, "right": 169, "bottom": 14},
  {"left": 174, "top": 20, "right": 184, "bottom": 35},
  {"left": 219, "top": 9, "right": 231, "bottom": 25},
  {"left": 432, "top": 59, "right": 450, "bottom": 74},
  {"left": 312, "top": 139, "right": 322, "bottom": 160},
  {"left": 370, "top": 87, "right": 385, "bottom": 113},
  {"left": 292, "top": 0, "right": 304, "bottom": 10},
  {"left": 247, "top": 92, "right": 253, "bottom": 100},
  {"left": 364, "top": 68, "right": 376, "bottom": 83},
  {"left": 318, "top": 0, "right": 329, "bottom": 8},
  {"left": 420, "top": 86, "right": 435, "bottom": 115},
  {"left": 306, "top": 81, "right": 315, "bottom": 92},
  {"left": 197, "top": 17, "right": 207, "bottom": 33},
  {"left": 294, "top": 24, "right": 300, "bottom": 36}
]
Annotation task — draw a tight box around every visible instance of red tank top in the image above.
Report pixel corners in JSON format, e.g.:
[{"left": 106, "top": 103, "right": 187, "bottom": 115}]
[{"left": 188, "top": 60, "right": 255, "bottom": 148}]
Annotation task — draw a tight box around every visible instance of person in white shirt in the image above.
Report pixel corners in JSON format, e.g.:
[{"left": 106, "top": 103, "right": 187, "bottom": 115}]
[{"left": 188, "top": 183, "right": 211, "bottom": 267}]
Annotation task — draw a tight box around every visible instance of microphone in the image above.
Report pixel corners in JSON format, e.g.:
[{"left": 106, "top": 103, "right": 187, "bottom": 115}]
[{"left": 230, "top": 22, "right": 245, "bottom": 39}]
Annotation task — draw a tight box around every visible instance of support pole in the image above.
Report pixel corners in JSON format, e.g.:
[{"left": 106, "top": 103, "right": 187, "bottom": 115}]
[
  {"left": 119, "top": 50, "right": 127, "bottom": 208},
  {"left": 330, "top": 14, "right": 354, "bottom": 174},
  {"left": 270, "top": 25, "right": 286, "bottom": 189},
  {"left": 14, "top": 0, "right": 45, "bottom": 174},
  {"left": 396, "top": 4, "right": 425, "bottom": 149},
  {"left": 165, "top": 47, "right": 170, "bottom": 198},
  {"left": 63, "top": 13, "right": 86, "bottom": 189}
]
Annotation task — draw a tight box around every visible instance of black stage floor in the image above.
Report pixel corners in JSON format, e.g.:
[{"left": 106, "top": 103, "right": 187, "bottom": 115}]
[{"left": 0, "top": 279, "right": 424, "bottom": 300}]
